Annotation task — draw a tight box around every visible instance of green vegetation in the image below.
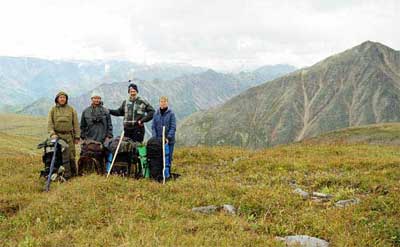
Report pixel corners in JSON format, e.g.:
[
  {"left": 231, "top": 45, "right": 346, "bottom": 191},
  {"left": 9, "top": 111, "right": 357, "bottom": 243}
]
[
  {"left": 1, "top": 115, "right": 399, "bottom": 246},
  {"left": 303, "top": 123, "right": 400, "bottom": 146}
]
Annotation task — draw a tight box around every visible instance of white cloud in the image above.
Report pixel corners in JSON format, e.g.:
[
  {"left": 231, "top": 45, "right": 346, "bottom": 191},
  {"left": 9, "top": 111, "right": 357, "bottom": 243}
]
[{"left": 0, "top": 0, "right": 399, "bottom": 70}]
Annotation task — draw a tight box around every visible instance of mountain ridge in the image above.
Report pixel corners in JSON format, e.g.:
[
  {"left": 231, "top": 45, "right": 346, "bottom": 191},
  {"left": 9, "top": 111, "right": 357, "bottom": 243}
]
[{"left": 177, "top": 41, "right": 400, "bottom": 148}]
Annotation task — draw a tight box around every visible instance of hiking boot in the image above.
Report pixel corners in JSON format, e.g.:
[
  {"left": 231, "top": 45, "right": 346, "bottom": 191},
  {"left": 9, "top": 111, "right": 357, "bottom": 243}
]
[
  {"left": 50, "top": 173, "right": 58, "bottom": 181},
  {"left": 58, "top": 166, "right": 65, "bottom": 174}
]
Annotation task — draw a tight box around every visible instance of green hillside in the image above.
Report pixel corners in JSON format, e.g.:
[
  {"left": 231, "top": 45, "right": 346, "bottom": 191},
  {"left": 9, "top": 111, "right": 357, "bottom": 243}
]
[
  {"left": 303, "top": 123, "right": 400, "bottom": 146},
  {"left": 0, "top": 115, "right": 399, "bottom": 246}
]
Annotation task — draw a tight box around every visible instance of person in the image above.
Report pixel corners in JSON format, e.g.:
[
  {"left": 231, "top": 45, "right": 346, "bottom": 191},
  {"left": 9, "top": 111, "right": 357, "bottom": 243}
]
[
  {"left": 80, "top": 91, "right": 113, "bottom": 143},
  {"left": 47, "top": 91, "right": 80, "bottom": 178},
  {"left": 152, "top": 96, "right": 177, "bottom": 166},
  {"left": 109, "top": 83, "right": 155, "bottom": 142}
]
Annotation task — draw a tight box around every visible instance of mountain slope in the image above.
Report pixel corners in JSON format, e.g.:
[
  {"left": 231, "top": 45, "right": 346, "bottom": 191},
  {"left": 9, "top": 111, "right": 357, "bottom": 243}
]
[
  {"left": 302, "top": 122, "right": 400, "bottom": 146},
  {"left": 178, "top": 41, "right": 400, "bottom": 148}
]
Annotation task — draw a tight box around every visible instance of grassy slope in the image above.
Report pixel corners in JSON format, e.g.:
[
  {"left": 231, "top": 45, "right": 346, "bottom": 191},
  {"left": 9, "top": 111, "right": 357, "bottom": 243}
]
[
  {"left": 303, "top": 123, "right": 400, "bottom": 146},
  {"left": 0, "top": 115, "right": 400, "bottom": 246}
]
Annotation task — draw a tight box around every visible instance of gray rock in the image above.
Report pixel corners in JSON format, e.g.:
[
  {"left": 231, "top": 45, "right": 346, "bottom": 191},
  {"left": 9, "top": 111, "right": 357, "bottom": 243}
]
[
  {"left": 335, "top": 198, "right": 360, "bottom": 208},
  {"left": 276, "top": 235, "right": 329, "bottom": 247},
  {"left": 312, "top": 192, "right": 332, "bottom": 199},
  {"left": 222, "top": 204, "right": 236, "bottom": 215},
  {"left": 192, "top": 205, "right": 219, "bottom": 214},
  {"left": 294, "top": 188, "right": 309, "bottom": 199}
]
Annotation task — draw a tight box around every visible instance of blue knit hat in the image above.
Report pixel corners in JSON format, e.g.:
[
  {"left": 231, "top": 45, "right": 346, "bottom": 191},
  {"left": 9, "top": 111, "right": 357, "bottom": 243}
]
[{"left": 128, "top": 83, "right": 138, "bottom": 93}]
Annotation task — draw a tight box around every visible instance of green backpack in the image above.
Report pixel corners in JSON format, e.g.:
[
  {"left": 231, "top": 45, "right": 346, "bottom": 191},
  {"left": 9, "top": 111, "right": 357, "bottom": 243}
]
[{"left": 137, "top": 145, "right": 150, "bottom": 178}]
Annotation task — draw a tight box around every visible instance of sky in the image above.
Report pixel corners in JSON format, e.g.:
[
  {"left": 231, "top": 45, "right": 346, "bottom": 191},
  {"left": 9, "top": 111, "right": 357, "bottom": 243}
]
[{"left": 0, "top": 0, "right": 399, "bottom": 71}]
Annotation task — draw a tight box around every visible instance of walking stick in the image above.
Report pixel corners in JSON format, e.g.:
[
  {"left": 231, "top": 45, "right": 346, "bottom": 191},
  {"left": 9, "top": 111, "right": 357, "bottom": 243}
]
[
  {"left": 162, "top": 126, "right": 166, "bottom": 184},
  {"left": 107, "top": 130, "right": 125, "bottom": 178}
]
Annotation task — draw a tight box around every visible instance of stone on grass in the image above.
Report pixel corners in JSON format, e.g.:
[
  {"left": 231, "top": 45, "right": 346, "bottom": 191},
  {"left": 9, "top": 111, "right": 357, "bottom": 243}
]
[
  {"left": 312, "top": 192, "right": 332, "bottom": 199},
  {"left": 276, "top": 235, "right": 329, "bottom": 247},
  {"left": 192, "top": 205, "right": 219, "bottom": 214},
  {"left": 294, "top": 188, "right": 309, "bottom": 199},
  {"left": 335, "top": 198, "right": 360, "bottom": 208},
  {"left": 222, "top": 204, "right": 236, "bottom": 215}
]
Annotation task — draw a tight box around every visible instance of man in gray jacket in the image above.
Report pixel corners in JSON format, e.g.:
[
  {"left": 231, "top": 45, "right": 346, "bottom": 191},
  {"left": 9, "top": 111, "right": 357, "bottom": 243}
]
[{"left": 80, "top": 91, "right": 113, "bottom": 143}]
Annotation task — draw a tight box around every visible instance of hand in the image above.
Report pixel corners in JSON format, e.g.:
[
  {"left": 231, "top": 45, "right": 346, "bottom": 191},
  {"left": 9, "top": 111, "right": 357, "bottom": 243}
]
[
  {"left": 74, "top": 138, "right": 80, "bottom": 145},
  {"left": 137, "top": 120, "right": 144, "bottom": 127},
  {"left": 165, "top": 138, "right": 169, "bottom": 144}
]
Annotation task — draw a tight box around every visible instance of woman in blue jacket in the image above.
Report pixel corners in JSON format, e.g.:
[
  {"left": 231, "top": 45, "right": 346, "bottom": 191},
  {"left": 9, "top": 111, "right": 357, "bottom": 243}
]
[{"left": 152, "top": 96, "right": 177, "bottom": 165}]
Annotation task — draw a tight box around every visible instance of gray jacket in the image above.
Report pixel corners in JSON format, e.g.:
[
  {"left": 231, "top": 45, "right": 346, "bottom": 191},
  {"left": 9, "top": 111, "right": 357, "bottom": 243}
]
[{"left": 80, "top": 105, "right": 113, "bottom": 143}]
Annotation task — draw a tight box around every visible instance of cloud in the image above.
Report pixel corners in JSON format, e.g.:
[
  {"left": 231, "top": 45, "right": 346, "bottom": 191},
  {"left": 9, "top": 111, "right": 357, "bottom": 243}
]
[{"left": 0, "top": 0, "right": 399, "bottom": 70}]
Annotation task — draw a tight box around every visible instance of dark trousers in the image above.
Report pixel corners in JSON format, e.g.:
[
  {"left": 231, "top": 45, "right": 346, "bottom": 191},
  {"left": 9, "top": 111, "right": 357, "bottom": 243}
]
[
  {"left": 125, "top": 125, "right": 145, "bottom": 142},
  {"left": 168, "top": 143, "right": 175, "bottom": 164}
]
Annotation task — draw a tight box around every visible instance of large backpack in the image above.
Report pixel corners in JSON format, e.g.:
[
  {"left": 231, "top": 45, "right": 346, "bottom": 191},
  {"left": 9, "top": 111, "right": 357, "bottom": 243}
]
[
  {"left": 78, "top": 140, "right": 105, "bottom": 175},
  {"left": 38, "top": 138, "right": 70, "bottom": 179},
  {"left": 146, "top": 137, "right": 164, "bottom": 181},
  {"left": 137, "top": 145, "right": 150, "bottom": 178},
  {"left": 106, "top": 137, "right": 139, "bottom": 177}
]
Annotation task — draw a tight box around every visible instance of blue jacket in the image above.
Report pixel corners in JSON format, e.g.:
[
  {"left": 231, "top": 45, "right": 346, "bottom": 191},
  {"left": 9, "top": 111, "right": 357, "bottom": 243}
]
[{"left": 152, "top": 108, "right": 177, "bottom": 144}]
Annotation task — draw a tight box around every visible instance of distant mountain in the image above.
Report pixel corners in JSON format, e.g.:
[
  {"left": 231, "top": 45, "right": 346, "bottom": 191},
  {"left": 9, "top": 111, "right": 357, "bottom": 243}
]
[
  {"left": 177, "top": 41, "right": 400, "bottom": 148},
  {"left": 0, "top": 57, "right": 208, "bottom": 108}
]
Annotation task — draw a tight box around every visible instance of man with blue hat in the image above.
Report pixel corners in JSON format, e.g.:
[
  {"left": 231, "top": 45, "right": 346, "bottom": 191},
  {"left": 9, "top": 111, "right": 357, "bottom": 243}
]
[{"left": 109, "top": 83, "right": 155, "bottom": 142}]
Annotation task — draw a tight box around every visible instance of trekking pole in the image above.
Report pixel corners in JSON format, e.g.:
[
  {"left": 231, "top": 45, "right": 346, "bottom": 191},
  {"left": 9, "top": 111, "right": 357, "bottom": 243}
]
[
  {"left": 45, "top": 138, "right": 59, "bottom": 192},
  {"left": 107, "top": 130, "right": 125, "bottom": 178},
  {"left": 162, "top": 126, "right": 166, "bottom": 184}
]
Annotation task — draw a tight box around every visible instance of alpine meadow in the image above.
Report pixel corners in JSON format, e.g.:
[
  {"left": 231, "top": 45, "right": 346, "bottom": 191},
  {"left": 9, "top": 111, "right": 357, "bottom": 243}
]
[{"left": 1, "top": 1, "right": 400, "bottom": 246}]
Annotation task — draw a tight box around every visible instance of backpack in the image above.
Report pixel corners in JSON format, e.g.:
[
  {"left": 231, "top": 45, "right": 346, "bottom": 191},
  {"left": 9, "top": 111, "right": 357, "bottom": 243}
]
[
  {"left": 137, "top": 145, "right": 150, "bottom": 178},
  {"left": 146, "top": 137, "right": 164, "bottom": 182},
  {"left": 81, "top": 140, "right": 103, "bottom": 157},
  {"left": 37, "top": 138, "right": 70, "bottom": 179},
  {"left": 108, "top": 137, "right": 137, "bottom": 154},
  {"left": 105, "top": 136, "right": 140, "bottom": 177},
  {"left": 78, "top": 140, "right": 105, "bottom": 175}
]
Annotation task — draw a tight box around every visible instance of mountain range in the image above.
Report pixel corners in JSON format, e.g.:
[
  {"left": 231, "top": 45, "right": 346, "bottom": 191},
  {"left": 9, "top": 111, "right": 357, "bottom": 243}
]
[
  {"left": 0, "top": 57, "right": 209, "bottom": 110},
  {"left": 177, "top": 41, "right": 400, "bottom": 148}
]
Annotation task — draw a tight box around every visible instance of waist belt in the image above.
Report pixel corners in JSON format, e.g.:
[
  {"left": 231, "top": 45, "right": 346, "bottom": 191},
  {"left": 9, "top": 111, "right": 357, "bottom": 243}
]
[{"left": 56, "top": 130, "right": 73, "bottom": 134}]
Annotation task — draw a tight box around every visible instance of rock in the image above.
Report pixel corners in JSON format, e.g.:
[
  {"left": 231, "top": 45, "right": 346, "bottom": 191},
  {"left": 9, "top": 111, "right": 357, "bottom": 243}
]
[
  {"left": 192, "top": 205, "right": 219, "bottom": 214},
  {"left": 289, "top": 180, "right": 297, "bottom": 188},
  {"left": 335, "top": 198, "right": 360, "bottom": 208},
  {"left": 294, "top": 188, "right": 309, "bottom": 199},
  {"left": 312, "top": 192, "right": 332, "bottom": 199},
  {"left": 232, "top": 157, "right": 241, "bottom": 164},
  {"left": 222, "top": 204, "right": 236, "bottom": 215},
  {"left": 276, "top": 235, "right": 329, "bottom": 247}
]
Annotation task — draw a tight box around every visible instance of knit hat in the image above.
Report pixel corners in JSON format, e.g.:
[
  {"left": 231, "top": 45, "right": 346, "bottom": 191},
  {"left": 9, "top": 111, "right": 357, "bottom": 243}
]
[
  {"left": 91, "top": 91, "right": 103, "bottom": 99},
  {"left": 128, "top": 83, "right": 138, "bottom": 93},
  {"left": 55, "top": 91, "right": 69, "bottom": 104}
]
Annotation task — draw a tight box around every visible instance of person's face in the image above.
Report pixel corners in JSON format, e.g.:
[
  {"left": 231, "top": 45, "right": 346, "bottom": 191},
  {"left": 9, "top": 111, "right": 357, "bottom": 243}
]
[
  {"left": 160, "top": 99, "right": 168, "bottom": 109},
  {"left": 129, "top": 88, "right": 137, "bottom": 98},
  {"left": 58, "top": 95, "right": 67, "bottom": 105},
  {"left": 91, "top": 96, "right": 101, "bottom": 106}
]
